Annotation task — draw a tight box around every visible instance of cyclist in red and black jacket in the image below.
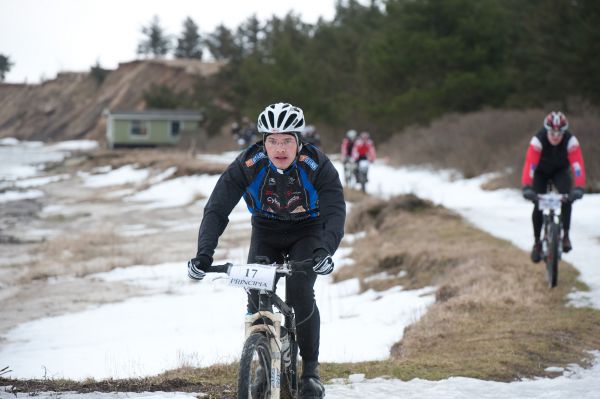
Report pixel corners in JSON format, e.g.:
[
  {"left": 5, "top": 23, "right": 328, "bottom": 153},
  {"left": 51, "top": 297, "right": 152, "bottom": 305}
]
[
  {"left": 340, "top": 129, "right": 357, "bottom": 161},
  {"left": 351, "top": 131, "right": 377, "bottom": 163},
  {"left": 521, "top": 111, "right": 586, "bottom": 263},
  {"left": 188, "top": 102, "right": 345, "bottom": 399}
]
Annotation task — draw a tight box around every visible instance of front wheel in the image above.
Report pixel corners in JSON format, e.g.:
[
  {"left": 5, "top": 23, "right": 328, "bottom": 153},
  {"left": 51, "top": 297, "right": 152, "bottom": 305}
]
[
  {"left": 343, "top": 162, "right": 354, "bottom": 188},
  {"left": 238, "top": 333, "right": 272, "bottom": 399},
  {"left": 344, "top": 171, "right": 352, "bottom": 188},
  {"left": 356, "top": 171, "right": 367, "bottom": 192},
  {"left": 545, "top": 223, "right": 560, "bottom": 288}
]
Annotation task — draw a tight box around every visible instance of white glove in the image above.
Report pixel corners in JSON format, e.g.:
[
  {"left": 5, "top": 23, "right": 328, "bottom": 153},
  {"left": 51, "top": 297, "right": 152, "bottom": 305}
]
[
  {"left": 313, "top": 250, "right": 334, "bottom": 275},
  {"left": 187, "top": 258, "right": 207, "bottom": 281}
]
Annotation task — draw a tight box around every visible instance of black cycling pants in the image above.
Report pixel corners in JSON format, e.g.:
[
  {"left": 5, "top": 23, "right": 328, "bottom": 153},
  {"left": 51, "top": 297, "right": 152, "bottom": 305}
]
[
  {"left": 531, "top": 168, "right": 572, "bottom": 240},
  {"left": 246, "top": 222, "right": 321, "bottom": 363}
]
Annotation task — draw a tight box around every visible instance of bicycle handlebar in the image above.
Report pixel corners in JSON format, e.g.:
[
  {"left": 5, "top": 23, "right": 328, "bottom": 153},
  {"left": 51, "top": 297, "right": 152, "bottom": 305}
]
[
  {"left": 207, "top": 259, "right": 314, "bottom": 276},
  {"left": 208, "top": 263, "right": 233, "bottom": 274}
]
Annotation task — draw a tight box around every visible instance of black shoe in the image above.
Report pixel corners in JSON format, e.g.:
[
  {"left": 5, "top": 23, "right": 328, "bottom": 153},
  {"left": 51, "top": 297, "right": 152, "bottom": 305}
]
[
  {"left": 563, "top": 235, "right": 572, "bottom": 253},
  {"left": 531, "top": 241, "right": 542, "bottom": 263},
  {"left": 300, "top": 376, "right": 324, "bottom": 399},
  {"left": 300, "top": 361, "right": 325, "bottom": 399}
]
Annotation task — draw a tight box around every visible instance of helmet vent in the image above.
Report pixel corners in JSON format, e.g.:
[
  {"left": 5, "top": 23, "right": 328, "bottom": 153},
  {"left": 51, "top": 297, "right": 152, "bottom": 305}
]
[
  {"left": 283, "top": 114, "right": 296, "bottom": 130},
  {"left": 277, "top": 112, "right": 287, "bottom": 129},
  {"left": 260, "top": 114, "right": 269, "bottom": 129}
]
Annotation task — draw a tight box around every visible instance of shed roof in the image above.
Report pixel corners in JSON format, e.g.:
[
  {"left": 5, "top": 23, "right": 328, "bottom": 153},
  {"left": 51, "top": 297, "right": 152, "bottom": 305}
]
[{"left": 108, "top": 109, "right": 203, "bottom": 121}]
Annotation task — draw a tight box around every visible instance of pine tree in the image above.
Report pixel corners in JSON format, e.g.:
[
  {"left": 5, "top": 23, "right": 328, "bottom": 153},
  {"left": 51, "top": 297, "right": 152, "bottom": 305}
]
[
  {"left": 205, "top": 24, "right": 240, "bottom": 61},
  {"left": 236, "top": 15, "right": 262, "bottom": 56},
  {"left": 175, "top": 17, "right": 203, "bottom": 59},
  {"left": 0, "top": 54, "right": 14, "bottom": 81},
  {"left": 137, "top": 15, "right": 171, "bottom": 58}
]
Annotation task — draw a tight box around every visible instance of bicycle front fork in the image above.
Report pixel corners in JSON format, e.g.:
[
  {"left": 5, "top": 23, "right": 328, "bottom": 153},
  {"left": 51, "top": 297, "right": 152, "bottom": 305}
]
[{"left": 245, "top": 310, "right": 284, "bottom": 398}]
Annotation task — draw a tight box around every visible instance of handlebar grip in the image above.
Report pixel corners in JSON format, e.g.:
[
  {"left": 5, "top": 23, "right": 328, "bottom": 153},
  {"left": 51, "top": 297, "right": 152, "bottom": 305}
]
[
  {"left": 289, "top": 259, "right": 314, "bottom": 271},
  {"left": 209, "top": 263, "right": 232, "bottom": 274}
]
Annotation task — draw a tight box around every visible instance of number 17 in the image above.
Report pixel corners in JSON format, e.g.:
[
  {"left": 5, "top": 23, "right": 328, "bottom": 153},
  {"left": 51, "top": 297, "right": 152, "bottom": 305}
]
[{"left": 246, "top": 268, "right": 258, "bottom": 278}]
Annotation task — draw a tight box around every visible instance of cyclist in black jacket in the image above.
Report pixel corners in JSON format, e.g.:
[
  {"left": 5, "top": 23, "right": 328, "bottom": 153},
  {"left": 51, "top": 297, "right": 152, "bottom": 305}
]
[{"left": 188, "top": 102, "right": 346, "bottom": 399}]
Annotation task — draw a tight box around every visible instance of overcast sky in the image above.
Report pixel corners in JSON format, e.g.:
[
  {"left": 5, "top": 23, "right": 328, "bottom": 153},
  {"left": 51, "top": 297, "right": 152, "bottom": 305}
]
[{"left": 0, "top": 0, "right": 344, "bottom": 84}]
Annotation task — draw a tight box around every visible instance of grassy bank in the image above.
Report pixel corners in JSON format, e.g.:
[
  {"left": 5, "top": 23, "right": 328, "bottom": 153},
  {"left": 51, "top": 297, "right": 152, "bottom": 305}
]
[{"left": 335, "top": 194, "right": 600, "bottom": 381}]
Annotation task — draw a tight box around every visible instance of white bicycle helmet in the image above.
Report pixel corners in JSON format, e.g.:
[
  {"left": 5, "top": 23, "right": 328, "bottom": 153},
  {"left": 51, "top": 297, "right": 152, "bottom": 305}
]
[
  {"left": 346, "top": 129, "right": 357, "bottom": 140},
  {"left": 543, "top": 111, "right": 569, "bottom": 133},
  {"left": 258, "top": 102, "right": 305, "bottom": 133},
  {"left": 258, "top": 102, "right": 305, "bottom": 151}
]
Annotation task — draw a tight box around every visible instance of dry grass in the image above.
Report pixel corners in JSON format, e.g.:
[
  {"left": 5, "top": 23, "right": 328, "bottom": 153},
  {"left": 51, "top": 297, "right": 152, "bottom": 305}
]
[
  {"left": 0, "top": 362, "right": 238, "bottom": 397},
  {"left": 13, "top": 229, "right": 156, "bottom": 284},
  {"left": 46, "top": 148, "right": 228, "bottom": 178},
  {"left": 336, "top": 194, "right": 600, "bottom": 381},
  {"left": 383, "top": 106, "right": 600, "bottom": 191},
  {"left": 342, "top": 187, "right": 371, "bottom": 202}
]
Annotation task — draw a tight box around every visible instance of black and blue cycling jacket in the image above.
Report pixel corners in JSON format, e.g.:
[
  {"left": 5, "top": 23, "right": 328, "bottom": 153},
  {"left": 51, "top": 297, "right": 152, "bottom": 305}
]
[{"left": 196, "top": 142, "right": 346, "bottom": 261}]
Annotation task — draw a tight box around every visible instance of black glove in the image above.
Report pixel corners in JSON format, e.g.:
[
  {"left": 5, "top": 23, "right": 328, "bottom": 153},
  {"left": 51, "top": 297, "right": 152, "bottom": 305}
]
[
  {"left": 569, "top": 187, "right": 584, "bottom": 203},
  {"left": 187, "top": 255, "right": 212, "bottom": 281},
  {"left": 522, "top": 186, "right": 537, "bottom": 202},
  {"left": 313, "top": 248, "right": 334, "bottom": 275}
]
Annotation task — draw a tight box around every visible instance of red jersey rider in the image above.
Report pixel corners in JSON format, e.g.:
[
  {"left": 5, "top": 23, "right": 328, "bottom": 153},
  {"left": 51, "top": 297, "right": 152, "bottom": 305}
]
[
  {"left": 351, "top": 131, "right": 376, "bottom": 163},
  {"left": 521, "top": 111, "right": 586, "bottom": 263}
]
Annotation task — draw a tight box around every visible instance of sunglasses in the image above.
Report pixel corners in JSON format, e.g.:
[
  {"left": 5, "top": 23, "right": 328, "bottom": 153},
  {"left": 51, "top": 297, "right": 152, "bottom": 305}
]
[
  {"left": 548, "top": 129, "right": 563, "bottom": 137},
  {"left": 266, "top": 137, "right": 296, "bottom": 147}
]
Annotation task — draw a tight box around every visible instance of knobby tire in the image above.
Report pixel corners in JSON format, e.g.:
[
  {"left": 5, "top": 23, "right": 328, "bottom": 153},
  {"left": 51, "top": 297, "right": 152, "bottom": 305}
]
[
  {"left": 545, "top": 222, "right": 560, "bottom": 288},
  {"left": 357, "top": 172, "right": 367, "bottom": 193},
  {"left": 280, "top": 336, "right": 299, "bottom": 399},
  {"left": 238, "top": 333, "right": 272, "bottom": 399}
]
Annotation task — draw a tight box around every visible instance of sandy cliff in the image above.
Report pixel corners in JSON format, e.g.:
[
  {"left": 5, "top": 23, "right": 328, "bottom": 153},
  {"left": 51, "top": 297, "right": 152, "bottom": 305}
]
[{"left": 0, "top": 59, "right": 223, "bottom": 143}]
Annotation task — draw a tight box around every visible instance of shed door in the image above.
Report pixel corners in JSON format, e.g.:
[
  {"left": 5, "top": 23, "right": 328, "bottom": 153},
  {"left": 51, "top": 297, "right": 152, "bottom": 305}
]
[{"left": 170, "top": 121, "right": 181, "bottom": 137}]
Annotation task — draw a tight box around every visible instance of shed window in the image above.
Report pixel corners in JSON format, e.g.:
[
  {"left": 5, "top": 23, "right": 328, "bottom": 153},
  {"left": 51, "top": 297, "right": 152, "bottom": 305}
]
[
  {"left": 130, "top": 120, "right": 148, "bottom": 136},
  {"left": 170, "top": 121, "right": 181, "bottom": 136}
]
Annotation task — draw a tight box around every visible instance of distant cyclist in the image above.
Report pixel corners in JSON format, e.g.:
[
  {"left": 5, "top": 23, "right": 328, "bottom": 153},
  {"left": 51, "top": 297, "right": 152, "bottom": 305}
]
[
  {"left": 188, "top": 102, "right": 346, "bottom": 399},
  {"left": 521, "top": 111, "right": 586, "bottom": 262},
  {"left": 351, "top": 131, "right": 376, "bottom": 164},
  {"left": 302, "top": 124, "right": 322, "bottom": 147},
  {"left": 237, "top": 116, "right": 258, "bottom": 148},
  {"left": 340, "top": 129, "right": 357, "bottom": 161}
]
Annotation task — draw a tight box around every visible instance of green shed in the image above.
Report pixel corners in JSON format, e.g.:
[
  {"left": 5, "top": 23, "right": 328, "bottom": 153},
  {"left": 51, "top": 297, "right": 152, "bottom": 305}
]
[{"left": 106, "top": 109, "right": 203, "bottom": 148}]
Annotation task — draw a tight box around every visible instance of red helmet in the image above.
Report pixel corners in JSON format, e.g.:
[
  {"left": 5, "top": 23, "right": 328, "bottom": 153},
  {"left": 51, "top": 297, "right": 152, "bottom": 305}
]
[{"left": 543, "top": 111, "right": 569, "bottom": 133}]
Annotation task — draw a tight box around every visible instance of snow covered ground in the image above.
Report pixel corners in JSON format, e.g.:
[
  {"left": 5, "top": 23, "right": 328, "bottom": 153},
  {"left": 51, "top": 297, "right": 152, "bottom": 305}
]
[{"left": 1, "top": 141, "right": 600, "bottom": 398}]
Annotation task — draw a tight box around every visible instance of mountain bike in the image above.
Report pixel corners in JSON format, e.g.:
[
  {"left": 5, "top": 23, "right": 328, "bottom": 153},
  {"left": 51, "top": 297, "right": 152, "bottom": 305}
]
[
  {"left": 356, "top": 159, "right": 369, "bottom": 192},
  {"left": 207, "top": 256, "right": 314, "bottom": 399},
  {"left": 343, "top": 158, "right": 356, "bottom": 188},
  {"left": 537, "top": 191, "right": 568, "bottom": 288}
]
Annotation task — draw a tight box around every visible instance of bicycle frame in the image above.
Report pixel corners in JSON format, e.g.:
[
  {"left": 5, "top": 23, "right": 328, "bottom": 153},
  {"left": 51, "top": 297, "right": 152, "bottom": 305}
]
[
  {"left": 356, "top": 159, "right": 369, "bottom": 192},
  {"left": 207, "top": 258, "right": 311, "bottom": 399},
  {"left": 538, "top": 191, "right": 565, "bottom": 287}
]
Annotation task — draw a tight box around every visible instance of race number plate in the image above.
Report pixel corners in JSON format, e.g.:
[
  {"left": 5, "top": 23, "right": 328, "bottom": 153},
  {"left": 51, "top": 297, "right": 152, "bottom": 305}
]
[
  {"left": 358, "top": 159, "right": 370, "bottom": 171},
  {"left": 229, "top": 264, "right": 277, "bottom": 291},
  {"left": 538, "top": 194, "right": 562, "bottom": 211}
]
